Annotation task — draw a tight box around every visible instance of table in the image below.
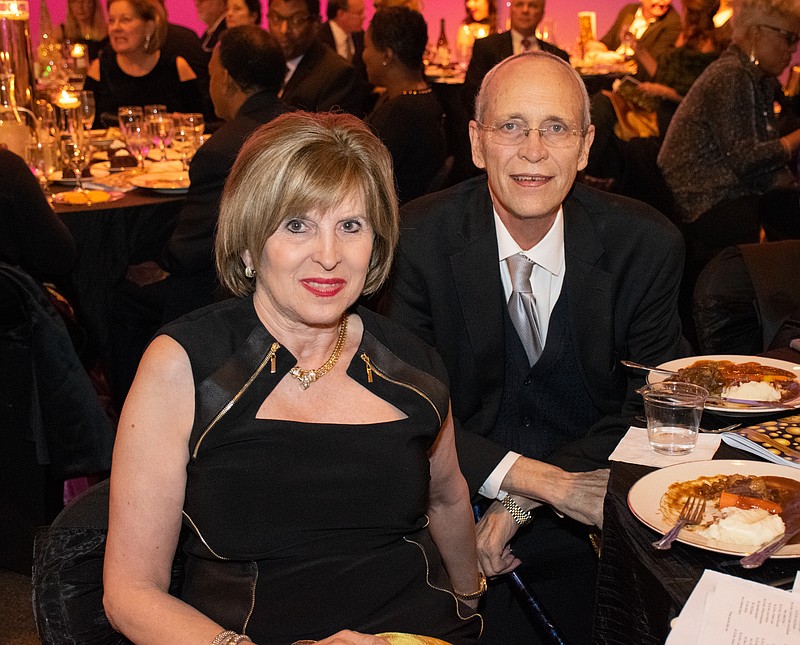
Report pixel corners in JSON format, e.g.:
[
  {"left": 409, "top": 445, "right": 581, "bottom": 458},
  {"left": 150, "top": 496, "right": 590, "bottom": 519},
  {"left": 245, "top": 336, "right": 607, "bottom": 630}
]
[
  {"left": 593, "top": 347, "right": 800, "bottom": 643},
  {"left": 54, "top": 188, "right": 183, "bottom": 360}
]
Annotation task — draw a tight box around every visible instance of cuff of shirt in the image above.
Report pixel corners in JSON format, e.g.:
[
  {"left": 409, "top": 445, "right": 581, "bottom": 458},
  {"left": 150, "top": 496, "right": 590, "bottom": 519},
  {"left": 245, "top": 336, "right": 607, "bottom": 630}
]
[{"left": 478, "top": 452, "right": 522, "bottom": 500}]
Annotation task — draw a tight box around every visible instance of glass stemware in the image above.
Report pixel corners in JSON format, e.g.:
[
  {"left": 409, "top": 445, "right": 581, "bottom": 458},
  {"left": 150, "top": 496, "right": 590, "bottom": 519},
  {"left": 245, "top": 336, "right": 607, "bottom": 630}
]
[
  {"left": 124, "top": 123, "right": 151, "bottom": 171},
  {"left": 79, "top": 90, "right": 95, "bottom": 132},
  {"left": 118, "top": 106, "right": 143, "bottom": 137},
  {"left": 59, "top": 136, "right": 91, "bottom": 204},
  {"left": 172, "top": 116, "right": 198, "bottom": 171},
  {"left": 25, "top": 140, "right": 55, "bottom": 199},
  {"left": 147, "top": 115, "right": 174, "bottom": 163},
  {"left": 184, "top": 112, "right": 204, "bottom": 137}
]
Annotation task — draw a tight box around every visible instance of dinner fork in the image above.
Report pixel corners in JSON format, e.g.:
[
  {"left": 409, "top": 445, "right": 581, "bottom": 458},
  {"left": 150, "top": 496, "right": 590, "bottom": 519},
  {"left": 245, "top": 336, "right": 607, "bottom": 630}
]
[{"left": 652, "top": 496, "right": 706, "bottom": 550}]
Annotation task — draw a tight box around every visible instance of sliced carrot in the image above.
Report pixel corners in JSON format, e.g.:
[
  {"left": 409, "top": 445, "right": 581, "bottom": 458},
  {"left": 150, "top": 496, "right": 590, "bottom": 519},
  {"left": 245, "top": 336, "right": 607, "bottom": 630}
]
[{"left": 719, "top": 491, "right": 782, "bottom": 515}]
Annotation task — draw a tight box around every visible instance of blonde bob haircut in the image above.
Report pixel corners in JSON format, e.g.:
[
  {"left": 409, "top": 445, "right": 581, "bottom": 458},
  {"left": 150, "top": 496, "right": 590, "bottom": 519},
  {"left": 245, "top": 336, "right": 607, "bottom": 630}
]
[{"left": 216, "top": 112, "right": 399, "bottom": 297}]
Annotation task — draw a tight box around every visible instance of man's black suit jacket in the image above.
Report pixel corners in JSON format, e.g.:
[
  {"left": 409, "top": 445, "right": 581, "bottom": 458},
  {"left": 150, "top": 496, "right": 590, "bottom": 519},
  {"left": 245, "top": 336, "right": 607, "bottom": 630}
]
[
  {"left": 281, "top": 40, "right": 367, "bottom": 115},
  {"left": 463, "top": 32, "right": 570, "bottom": 115},
  {"left": 600, "top": 4, "right": 682, "bottom": 79},
  {"left": 317, "top": 22, "right": 367, "bottom": 82},
  {"left": 386, "top": 177, "right": 685, "bottom": 492},
  {"left": 162, "top": 91, "right": 289, "bottom": 316}
]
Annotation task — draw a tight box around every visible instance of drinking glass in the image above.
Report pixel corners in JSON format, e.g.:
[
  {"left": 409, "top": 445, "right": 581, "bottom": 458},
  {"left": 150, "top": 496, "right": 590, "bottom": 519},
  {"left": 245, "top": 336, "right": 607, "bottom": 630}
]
[
  {"left": 184, "top": 112, "right": 204, "bottom": 137},
  {"left": 59, "top": 136, "right": 91, "bottom": 203},
  {"left": 79, "top": 90, "right": 95, "bottom": 131},
  {"left": 118, "top": 106, "right": 143, "bottom": 137},
  {"left": 172, "top": 116, "right": 198, "bottom": 170},
  {"left": 147, "top": 115, "right": 174, "bottom": 162},
  {"left": 639, "top": 382, "right": 708, "bottom": 456},
  {"left": 124, "top": 123, "right": 151, "bottom": 171},
  {"left": 144, "top": 104, "right": 167, "bottom": 119},
  {"left": 25, "top": 141, "right": 54, "bottom": 197}
]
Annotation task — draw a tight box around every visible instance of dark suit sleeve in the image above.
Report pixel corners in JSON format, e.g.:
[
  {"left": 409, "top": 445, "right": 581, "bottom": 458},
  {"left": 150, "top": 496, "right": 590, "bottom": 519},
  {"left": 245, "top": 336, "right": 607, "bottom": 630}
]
[
  {"left": 600, "top": 5, "right": 634, "bottom": 51},
  {"left": 462, "top": 37, "right": 495, "bottom": 116},
  {"left": 319, "top": 63, "right": 366, "bottom": 115},
  {"left": 638, "top": 7, "right": 682, "bottom": 75},
  {"left": 548, "top": 211, "right": 687, "bottom": 472}
]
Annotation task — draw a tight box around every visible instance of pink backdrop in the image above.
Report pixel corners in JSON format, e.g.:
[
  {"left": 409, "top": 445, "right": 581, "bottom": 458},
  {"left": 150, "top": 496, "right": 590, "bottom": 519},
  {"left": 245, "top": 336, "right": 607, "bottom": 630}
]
[{"left": 32, "top": 0, "right": 663, "bottom": 54}]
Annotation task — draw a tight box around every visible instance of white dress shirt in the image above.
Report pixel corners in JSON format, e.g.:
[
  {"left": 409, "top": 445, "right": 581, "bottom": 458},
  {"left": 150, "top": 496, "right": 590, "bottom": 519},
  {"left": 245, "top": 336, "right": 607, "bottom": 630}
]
[
  {"left": 329, "top": 19, "right": 354, "bottom": 62},
  {"left": 511, "top": 29, "right": 540, "bottom": 55},
  {"left": 478, "top": 207, "right": 566, "bottom": 500}
]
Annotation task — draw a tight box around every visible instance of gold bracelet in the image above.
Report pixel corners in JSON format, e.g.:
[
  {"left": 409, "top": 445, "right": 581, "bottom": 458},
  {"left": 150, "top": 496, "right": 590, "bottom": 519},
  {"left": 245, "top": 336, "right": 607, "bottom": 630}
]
[
  {"left": 211, "top": 632, "right": 237, "bottom": 645},
  {"left": 453, "top": 571, "right": 487, "bottom": 601},
  {"left": 225, "top": 636, "right": 252, "bottom": 645},
  {"left": 501, "top": 495, "right": 533, "bottom": 526}
]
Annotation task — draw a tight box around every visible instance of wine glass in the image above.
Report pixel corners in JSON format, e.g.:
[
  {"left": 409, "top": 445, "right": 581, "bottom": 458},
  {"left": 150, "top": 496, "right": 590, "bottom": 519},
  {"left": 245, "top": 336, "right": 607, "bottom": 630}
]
[
  {"left": 118, "top": 106, "right": 143, "bottom": 137},
  {"left": 147, "top": 115, "right": 174, "bottom": 163},
  {"left": 184, "top": 112, "right": 204, "bottom": 137},
  {"left": 25, "top": 141, "right": 55, "bottom": 198},
  {"left": 144, "top": 104, "right": 167, "bottom": 120},
  {"left": 124, "top": 122, "right": 151, "bottom": 171},
  {"left": 79, "top": 90, "right": 95, "bottom": 132},
  {"left": 59, "top": 135, "right": 90, "bottom": 204},
  {"left": 172, "top": 116, "right": 198, "bottom": 170}
]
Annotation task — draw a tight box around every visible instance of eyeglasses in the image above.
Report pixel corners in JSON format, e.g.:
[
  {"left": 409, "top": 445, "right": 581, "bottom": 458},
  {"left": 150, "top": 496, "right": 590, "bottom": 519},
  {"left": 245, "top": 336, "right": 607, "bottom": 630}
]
[
  {"left": 268, "top": 11, "right": 314, "bottom": 29},
  {"left": 477, "top": 119, "right": 586, "bottom": 148},
  {"left": 759, "top": 24, "right": 800, "bottom": 47}
]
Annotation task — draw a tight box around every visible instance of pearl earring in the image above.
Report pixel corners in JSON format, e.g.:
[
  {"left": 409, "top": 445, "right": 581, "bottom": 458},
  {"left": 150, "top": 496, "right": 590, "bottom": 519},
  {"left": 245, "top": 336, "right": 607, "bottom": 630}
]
[{"left": 244, "top": 266, "right": 256, "bottom": 278}]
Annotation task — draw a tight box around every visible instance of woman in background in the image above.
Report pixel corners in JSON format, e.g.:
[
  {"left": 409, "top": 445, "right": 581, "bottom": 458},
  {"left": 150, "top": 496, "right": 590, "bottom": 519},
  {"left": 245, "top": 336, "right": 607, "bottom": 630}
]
[
  {"left": 658, "top": 0, "right": 800, "bottom": 266},
  {"left": 363, "top": 7, "right": 447, "bottom": 204},
  {"left": 225, "top": 0, "right": 262, "bottom": 28},
  {"left": 62, "top": 0, "right": 107, "bottom": 61},
  {"left": 456, "top": 0, "right": 496, "bottom": 61},
  {"left": 84, "top": 0, "right": 202, "bottom": 123}
]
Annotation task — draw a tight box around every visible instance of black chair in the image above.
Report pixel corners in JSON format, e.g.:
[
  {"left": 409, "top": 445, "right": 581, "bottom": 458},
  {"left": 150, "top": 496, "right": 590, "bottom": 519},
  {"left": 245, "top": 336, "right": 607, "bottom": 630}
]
[{"left": 693, "top": 241, "right": 800, "bottom": 354}]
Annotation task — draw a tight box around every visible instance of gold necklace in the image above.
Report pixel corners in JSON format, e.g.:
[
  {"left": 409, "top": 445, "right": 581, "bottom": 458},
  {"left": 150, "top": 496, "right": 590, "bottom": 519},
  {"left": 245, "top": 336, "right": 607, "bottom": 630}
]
[
  {"left": 400, "top": 87, "right": 432, "bottom": 95},
  {"left": 289, "top": 315, "right": 349, "bottom": 390}
]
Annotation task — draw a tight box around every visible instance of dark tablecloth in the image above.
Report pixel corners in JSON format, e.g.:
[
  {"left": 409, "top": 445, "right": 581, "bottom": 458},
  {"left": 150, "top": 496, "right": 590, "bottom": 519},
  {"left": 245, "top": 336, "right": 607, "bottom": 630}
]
[
  {"left": 593, "top": 346, "right": 800, "bottom": 644},
  {"left": 55, "top": 189, "right": 183, "bottom": 358}
]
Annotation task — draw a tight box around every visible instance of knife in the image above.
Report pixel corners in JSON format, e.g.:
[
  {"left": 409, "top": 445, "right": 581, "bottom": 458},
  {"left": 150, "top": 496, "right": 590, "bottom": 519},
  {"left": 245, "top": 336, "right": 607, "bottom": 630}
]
[{"left": 740, "top": 495, "right": 800, "bottom": 569}]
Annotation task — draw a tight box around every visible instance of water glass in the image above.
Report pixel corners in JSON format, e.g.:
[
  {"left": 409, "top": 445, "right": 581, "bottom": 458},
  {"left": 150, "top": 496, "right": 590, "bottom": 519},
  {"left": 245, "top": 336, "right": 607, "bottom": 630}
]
[
  {"left": 184, "top": 112, "right": 204, "bottom": 136},
  {"left": 124, "top": 124, "right": 150, "bottom": 170},
  {"left": 25, "top": 141, "right": 54, "bottom": 195},
  {"left": 172, "top": 116, "right": 198, "bottom": 170},
  {"left": 146, "top": 115, "right": 174, "bottom": 162},
  {"left": 144, "top": 104, "right": 167, "bottom": 119},
  {"left": 118, "top": 106, "right": 143, "bottom": 136},
  {"left": 79, "top": 90, "right": 95, "bottom": 131},
  {"left": 639, "top": 382, "right": 709, "bottom": 456},
  {"left": 59, "top": 136, "right": 90, "bottom": 202}
]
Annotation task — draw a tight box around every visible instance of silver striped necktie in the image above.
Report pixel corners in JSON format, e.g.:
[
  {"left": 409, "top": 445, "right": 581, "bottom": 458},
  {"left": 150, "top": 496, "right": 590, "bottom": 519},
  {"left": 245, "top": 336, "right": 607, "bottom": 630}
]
[{"left": 506, "top": 253, "right": 543, "bottom": 366}]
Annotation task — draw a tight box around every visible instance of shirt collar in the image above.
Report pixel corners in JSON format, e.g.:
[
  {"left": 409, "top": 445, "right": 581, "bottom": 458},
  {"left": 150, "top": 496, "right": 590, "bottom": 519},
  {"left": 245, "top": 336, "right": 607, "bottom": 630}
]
[
  {"left": 494, "top": 207, "right": 565, "bottom": 278},
  {"left": 511, "top": 29, "right": 539, "bottom": 53}
]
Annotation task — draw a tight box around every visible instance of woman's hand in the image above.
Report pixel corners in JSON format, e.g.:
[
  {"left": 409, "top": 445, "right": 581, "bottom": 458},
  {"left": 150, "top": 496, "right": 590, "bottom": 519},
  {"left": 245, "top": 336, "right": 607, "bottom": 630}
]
[
  {"left": 313, "top": 631, "right": 389, "bottom": 644},
  {"left": 475, "top": 500, "right": 528, "bottom": 576}
]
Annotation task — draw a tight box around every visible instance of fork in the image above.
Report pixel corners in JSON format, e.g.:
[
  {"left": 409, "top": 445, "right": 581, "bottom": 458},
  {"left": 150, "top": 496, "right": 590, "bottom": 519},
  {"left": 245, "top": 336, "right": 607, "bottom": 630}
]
[{"left": 652, "top": 496, "right": 706, "bottom": 550}]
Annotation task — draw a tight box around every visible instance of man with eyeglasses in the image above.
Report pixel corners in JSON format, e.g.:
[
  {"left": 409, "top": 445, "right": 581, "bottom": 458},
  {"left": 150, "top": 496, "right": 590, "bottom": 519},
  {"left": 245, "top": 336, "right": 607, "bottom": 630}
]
[
  {"left": 268, "top": 0, "right": 367, "bottom": 114},
  {"left": 385, "top": 52, "right": 685, "bottom": 643}
]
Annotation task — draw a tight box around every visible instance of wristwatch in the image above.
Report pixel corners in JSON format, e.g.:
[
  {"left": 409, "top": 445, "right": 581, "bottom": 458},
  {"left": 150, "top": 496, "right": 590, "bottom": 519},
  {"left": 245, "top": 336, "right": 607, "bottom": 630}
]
[{"left": 501, "top": 495, "right": 533, "bottom": 526}]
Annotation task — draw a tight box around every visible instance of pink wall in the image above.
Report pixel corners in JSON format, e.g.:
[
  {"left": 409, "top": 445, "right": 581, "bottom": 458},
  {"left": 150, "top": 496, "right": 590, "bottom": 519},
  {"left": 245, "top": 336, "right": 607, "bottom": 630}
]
[{"left": 32, "top": 0, "right": 657, "bottom": 52}]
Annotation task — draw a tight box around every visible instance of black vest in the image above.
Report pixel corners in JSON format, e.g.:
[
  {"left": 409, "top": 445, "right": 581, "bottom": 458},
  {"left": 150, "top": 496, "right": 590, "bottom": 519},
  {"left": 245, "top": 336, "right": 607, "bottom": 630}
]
[{"left": 489, "top": 291, "right": 602, "bottom": 460}]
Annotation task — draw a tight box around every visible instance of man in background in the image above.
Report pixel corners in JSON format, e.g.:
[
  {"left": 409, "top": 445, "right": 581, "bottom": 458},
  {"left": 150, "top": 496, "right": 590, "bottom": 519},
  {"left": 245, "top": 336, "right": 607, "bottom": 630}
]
[
  {"left": 319, "top": 0, "right": 366, "bottom": 79},
  {"left": 195, "top": 0, "right": 227, "bottom": 58},
  {"left": 269, "top": 0, "right": 367, "bottom": 114}
]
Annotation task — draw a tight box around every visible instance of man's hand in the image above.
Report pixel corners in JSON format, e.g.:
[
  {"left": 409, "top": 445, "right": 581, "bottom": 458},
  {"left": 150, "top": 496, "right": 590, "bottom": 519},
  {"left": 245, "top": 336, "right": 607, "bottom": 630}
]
[
  {"left": 475, "top": 499, "right": 534, "bottom": 576},
  {"left": 501, "top": 460, "right": 610, "bottom": 528}
]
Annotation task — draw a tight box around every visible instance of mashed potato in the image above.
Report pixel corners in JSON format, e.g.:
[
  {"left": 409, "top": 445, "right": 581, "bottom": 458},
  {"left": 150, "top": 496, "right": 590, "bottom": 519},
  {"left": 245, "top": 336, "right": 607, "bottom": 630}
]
[
  {"left": 699, "top": 506, "right": 784, "bottom": 545},
  {"left": 723, "top": 381, "right": 781, "bottom": 402}
]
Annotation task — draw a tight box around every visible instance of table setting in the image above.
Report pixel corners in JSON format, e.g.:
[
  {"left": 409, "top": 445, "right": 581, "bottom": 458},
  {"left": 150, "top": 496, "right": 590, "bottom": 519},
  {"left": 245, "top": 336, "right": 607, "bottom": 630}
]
[{"left": 594, "top": 347, "right": 800, "bottom": 643}]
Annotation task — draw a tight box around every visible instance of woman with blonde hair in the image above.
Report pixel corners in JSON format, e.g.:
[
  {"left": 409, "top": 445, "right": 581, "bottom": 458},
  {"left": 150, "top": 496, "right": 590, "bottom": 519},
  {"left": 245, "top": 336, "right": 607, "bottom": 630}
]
[
  {"left": 84, "top": 0, "right": 202, "bottom": 123},
  {"left": 62, "top": 0, "right": 107, "bottom": 60},
  {"left": 103, "top": 112, "right": 483, "bottom": 645}
]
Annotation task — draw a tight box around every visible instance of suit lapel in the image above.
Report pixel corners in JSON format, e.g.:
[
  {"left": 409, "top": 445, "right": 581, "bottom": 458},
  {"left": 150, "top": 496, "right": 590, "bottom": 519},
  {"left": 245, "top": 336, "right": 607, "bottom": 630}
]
[
  {"left": 449, "top": 185, "right": 506, "bottom": 371},
  {"left": 563, "top": 191, "right": 615, "bottom": 398}
]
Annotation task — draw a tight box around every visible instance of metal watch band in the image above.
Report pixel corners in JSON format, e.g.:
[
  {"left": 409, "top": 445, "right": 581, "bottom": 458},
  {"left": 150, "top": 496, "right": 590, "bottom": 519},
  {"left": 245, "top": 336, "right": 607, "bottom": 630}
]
[{"left": 501, "top": 495, "right": 533, "bottom": 526}]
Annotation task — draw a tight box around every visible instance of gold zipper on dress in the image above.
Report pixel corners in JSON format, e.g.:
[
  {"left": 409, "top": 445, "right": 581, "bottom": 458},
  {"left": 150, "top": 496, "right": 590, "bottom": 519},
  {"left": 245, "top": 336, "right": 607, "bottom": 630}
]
[
  {"left": 192, "top": 342, "right": 281, "bottom": 458},
  {"left": 359, "top": 352, "right": 442, "bottom": 426}
]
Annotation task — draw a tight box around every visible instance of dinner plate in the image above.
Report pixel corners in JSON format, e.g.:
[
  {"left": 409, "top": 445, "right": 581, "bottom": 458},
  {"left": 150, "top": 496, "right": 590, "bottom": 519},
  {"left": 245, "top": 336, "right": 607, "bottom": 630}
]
[
  {"left": 130, "top": 171, "right": 190, "bottom": 194},
  {"left": 49, "top": 168, "right": 109, "bottom": 184},
  {"left": 648, "top": 355, "right": 800, "bottom": 415},
  {"left": 52, "top": 189, "right": 125, "bottom": 205},
  {"left": 628, "top": 459, "right": 800, "bottom": 557},
  {"left": 92, "top": 160, "right": 143, "bottom": 174}
]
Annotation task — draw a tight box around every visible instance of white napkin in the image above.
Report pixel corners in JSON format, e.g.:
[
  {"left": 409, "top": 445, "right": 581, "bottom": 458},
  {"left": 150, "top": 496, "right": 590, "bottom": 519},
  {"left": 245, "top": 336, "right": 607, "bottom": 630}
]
[{"left": 609, "top": 426, "right": 721, "bottom": 468}]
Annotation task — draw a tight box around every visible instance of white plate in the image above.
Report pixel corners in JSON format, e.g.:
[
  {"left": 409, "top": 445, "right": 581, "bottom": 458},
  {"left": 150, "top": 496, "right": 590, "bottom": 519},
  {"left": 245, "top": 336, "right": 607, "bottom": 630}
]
[
  {"left": 648, "top": 355, "right": 800, "bottom": 415},
  {"left": 49, "top": 168, "right": 109, "bottom": 184},
  {"left": 628, "top": 459, "right": 800, "bottom": 557},
  {"left": 130, "top": 171, "right": 190, "bottom": 194}
]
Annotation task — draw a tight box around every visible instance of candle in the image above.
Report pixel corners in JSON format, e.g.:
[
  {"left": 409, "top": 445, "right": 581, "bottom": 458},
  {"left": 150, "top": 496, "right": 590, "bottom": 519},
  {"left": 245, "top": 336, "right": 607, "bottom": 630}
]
[
  {"left": 70, "top": 43, "right": 87, "bottom": 72},
  {"left": 71, "top": 43, "right": 85, "bottom": 59},
  {"left": 56, "top": 89, "right": 80, "bottom": 109}
]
